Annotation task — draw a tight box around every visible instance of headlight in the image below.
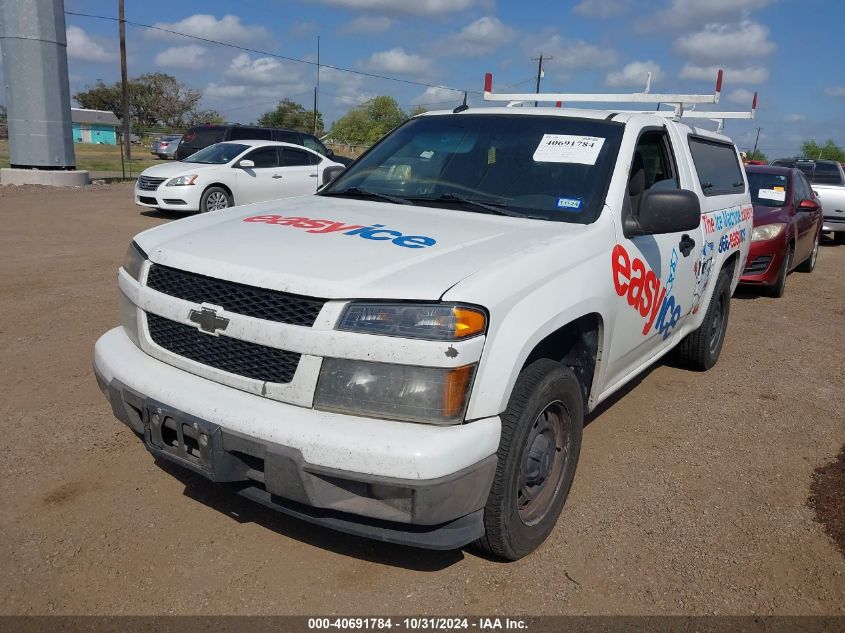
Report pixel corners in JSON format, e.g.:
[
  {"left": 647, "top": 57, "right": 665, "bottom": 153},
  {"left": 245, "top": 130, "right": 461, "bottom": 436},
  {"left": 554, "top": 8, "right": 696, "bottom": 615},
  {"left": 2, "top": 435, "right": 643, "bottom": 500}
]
[
  {"left": 751, "top": 223, "right": 786, "bottom": 242},
  {"left": 314, "top": 359, "right": 475, "bottom": 425},
  {"left": 166, "top": 174, "right": 198, "bottom": 186},
  {"left": 337, "top": 303, "right": 486, "bottom": 340},
  {"left": 122, "top": 241, "right": 147, "bottom": 282}
]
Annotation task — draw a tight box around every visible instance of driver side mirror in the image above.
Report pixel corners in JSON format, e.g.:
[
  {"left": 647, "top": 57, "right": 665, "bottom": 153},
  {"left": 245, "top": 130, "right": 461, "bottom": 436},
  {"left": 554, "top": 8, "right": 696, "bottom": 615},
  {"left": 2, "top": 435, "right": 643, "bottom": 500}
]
[
  {"left": 325, "top": 148, "right": 335, "bottom": 158},
  {"left": 238, "top": 159, "right": 255, "bottom": 169},
  {"left": 624, "top": 189, "right": 701, "bottom": 237},
  {"left": 321, "top": 165, "right": 345, "bottom": 186}
]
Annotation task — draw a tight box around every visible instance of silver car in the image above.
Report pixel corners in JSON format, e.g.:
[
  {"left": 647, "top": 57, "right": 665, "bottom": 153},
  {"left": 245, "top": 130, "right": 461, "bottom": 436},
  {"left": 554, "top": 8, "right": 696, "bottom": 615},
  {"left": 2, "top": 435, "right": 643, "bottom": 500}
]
[{"left": 150, "top": 135, "right": 182, "bottom": 160}]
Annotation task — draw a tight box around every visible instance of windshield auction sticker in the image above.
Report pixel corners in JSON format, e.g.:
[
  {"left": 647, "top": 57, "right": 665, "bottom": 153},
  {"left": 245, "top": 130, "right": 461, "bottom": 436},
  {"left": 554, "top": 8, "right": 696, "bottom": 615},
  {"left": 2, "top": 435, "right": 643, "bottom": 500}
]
[
  {"left": 533, "top": 134, "right": 605, "bottom": 164},
  {"left": 758, "top": 188, "right": 786, "bottom": 202}
]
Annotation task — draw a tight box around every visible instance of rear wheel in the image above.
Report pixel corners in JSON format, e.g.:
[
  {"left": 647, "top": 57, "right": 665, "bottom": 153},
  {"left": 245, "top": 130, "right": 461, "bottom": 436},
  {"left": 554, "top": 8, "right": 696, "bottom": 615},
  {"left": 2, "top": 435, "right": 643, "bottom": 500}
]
[
  {"left": 796, "top": 231, "right": 820, "bottom": 273},
  {"left": 473, "top": 359, "right": 583, "bottom": 561},
  {"left": 200, "top": 186, "right": 232, "bottom": 213},
  {"left": 675, "top": 268, "right": 732, "bottom": 371},
  {"left": 835, "top": 232, "right": 845, "bottom": 245}
]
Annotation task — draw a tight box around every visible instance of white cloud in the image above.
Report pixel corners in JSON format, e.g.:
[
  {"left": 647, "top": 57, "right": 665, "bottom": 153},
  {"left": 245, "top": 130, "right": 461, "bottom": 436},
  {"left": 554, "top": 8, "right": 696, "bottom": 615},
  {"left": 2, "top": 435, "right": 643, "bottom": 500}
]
[
  {"left": 526, "top": 34, "right": 615, "bottom": 79},
  {"left": 412, "top": 86, "right": 464, "bottom": 107},
  {"left": 319, "top": 67, "right": 372, "bottom": 107},
  {"left": 573, "top": 0, "right": 631, "bottom": 18},
  {"left": 726, "top": 88, "right": 755, "bottom": 104},
  {"left": 605, "top": 60, "right": 663, "bottom": 87},
  {"left": 204, "top": 83, "right": 249, "bottom": 99},
  {"left": 639, "top": 0, "right": 775, "bottom": 30},
  {"left": 438, "top": 17, "right": 516, "bottom": 57},
  {"left": 66, "top": 26, "right": 114, "bottom": 63},
  {"left": 147, "top": 14, "right": 268, "bottom": 43},
  {"left": 363, "top": 48, "right": 433, "bottom": 76},
  {"left": 154, "top": 45, "right": 208, "bottom": 70},
  {"left": 825, "top": 86, "right": 845, "bottom": 98},
  {"left": 225, "top": 53, "right": 303, "bottom": 85},
  {"left": 675, "top": 20, "right": 775, "bottom": 63},
  {"left": 679, "top": 64, "right": 768, "bottom": 84},
  {"left": 308, "top": 0, "right": 477, "bottom": 15},
  {"left": 784, "top": 113, "right": 806, "bottom": 123},
  {"left": 340, "top": 16, "right": 394, "bottom": 33}
]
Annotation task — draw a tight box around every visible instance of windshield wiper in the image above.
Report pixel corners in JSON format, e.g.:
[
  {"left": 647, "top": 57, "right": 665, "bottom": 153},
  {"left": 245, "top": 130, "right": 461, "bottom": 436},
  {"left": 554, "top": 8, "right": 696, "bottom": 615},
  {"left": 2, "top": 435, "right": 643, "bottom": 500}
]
[
  {"left": 321, "top": 187, "right": 413, "bottom": 205},
  {"left": 411, "top": 193, "right": 541, "bottom": 219}
]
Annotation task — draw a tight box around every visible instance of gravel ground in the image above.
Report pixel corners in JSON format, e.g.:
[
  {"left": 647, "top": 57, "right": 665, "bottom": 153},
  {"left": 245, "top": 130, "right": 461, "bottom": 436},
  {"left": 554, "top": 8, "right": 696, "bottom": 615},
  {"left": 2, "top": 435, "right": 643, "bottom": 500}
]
[{"left": 0, "top": 182, "right": 843, "bottom": 615}]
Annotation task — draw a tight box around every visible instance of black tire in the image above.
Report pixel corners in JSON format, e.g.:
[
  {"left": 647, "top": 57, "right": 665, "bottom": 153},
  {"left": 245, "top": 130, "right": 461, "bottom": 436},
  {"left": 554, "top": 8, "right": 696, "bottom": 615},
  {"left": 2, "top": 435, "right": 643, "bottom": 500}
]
[
  {"left": 157, "top": 154, "right": 167, "bottom": 160},
  {"left": 473, "top": 359, "right": 583, "bottom": 561},
  {"left": 675, "top": 268, "right": 732, "bottom": 371},
  {"left": 796, "top": 231, "right": 820, "bottom": 273},
  {"left": 200, "top": 186, "right": 232, "bottom": 213},
  {"left": 765, "top": 244, "right": 792, "bottom": 298},
  {"left": 835, "top": 232, "right": 845, "bottom": 245}
]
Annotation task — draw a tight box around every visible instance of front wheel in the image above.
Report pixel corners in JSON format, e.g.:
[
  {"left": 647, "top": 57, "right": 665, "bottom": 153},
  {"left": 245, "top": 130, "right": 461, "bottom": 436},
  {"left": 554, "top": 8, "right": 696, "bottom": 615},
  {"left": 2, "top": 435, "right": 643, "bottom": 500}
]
[
  {"left": 675, "top": 268, "right": 732, "bottom": 371},
  {"left": 473, "top": 359, "right": 583, "bottom": 561},
  {"left": 200, "top": 186, "right": 232, "bottom": 213}
]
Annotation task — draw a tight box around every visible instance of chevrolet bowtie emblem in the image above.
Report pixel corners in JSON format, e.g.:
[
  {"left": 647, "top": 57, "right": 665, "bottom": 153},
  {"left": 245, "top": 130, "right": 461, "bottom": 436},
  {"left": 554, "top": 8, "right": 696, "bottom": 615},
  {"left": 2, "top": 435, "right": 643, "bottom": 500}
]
[{"left": 188, "top": 306, "right": 230, "bottom": 335}]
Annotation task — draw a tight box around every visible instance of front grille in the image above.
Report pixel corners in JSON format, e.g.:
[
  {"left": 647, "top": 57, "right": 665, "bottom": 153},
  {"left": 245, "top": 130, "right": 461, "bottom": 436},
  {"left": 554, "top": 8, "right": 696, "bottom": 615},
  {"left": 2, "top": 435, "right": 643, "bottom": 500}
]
[
  {"left": 744, "top": 255, "right": 772, "bottom": 275},
  {"left": 147, "top": 264, "right": 326, "bottom": 326},
  {"left": 147, "top": 313, "right": 300, "bottom": 383},
  {"left": 137, "top": 176, "right": 166, "bottom": 191}
]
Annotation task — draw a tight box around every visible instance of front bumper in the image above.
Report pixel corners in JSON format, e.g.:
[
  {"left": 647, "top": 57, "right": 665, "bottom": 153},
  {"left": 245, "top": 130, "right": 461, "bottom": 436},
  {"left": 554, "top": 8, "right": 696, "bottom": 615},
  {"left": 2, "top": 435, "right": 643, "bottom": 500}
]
[
  {"left": 134, "top": 185, "right": 200, "bottom": 211},
  {"left": 740, "top": 236, "right": 787, "bottom": 286},
  {"left": 93, "top": 327, "right": 499, "bottom": 549}
]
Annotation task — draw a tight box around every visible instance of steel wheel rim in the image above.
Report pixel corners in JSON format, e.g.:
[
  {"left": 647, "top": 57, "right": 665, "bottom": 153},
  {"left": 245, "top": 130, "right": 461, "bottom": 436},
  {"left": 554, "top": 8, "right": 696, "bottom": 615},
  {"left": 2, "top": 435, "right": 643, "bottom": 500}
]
[
  {"left": 708, "top": 291, "right": 726, "bottom": 354},
  {"left": 517, "top": 400, "right": 570, "bottom": 526},
  {"left": 206, "top": 192, "right": 228, "bottom": 211}
]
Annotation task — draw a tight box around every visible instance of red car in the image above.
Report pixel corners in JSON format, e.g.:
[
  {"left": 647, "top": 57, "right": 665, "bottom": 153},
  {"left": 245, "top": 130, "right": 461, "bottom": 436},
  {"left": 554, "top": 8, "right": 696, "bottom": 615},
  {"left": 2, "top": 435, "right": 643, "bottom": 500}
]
[{"left": 741, "top": 165, "right": 823, "bottom": 297}]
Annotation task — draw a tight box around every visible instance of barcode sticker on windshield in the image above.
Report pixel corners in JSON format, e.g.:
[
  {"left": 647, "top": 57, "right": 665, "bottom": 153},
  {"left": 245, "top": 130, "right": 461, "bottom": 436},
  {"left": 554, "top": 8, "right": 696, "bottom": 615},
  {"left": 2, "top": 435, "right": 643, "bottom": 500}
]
[
  {"left": 758, "top": 188, "right": 786, "bottom": 202},
  {"left": 533, "top": 135, "right": 605, "bottom": 165}
]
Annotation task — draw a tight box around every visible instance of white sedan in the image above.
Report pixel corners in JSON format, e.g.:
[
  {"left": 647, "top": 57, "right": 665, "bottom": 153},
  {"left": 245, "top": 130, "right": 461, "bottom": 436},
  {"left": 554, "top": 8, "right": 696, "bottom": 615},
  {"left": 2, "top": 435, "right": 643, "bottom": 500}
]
[{"left": 134, "top": 140, "right": 345, "bottom": 213}]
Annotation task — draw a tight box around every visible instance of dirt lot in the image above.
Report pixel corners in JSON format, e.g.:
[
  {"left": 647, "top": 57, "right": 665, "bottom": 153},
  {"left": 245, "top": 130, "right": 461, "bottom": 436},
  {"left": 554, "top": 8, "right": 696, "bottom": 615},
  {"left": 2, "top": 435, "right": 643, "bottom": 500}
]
[{"left": 0, "top": 182, "right": 843, "bottom": 616}]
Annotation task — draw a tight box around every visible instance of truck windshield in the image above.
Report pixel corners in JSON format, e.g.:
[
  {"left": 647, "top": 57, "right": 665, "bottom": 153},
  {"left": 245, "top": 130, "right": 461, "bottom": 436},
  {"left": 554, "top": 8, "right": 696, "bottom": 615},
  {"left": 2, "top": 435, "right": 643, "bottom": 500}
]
[
  {"left": 182, "top": 143, "right": 249, "bottom": 164},
  {"left": 321, "top": 114, "right": 623, "bottom": 223}
]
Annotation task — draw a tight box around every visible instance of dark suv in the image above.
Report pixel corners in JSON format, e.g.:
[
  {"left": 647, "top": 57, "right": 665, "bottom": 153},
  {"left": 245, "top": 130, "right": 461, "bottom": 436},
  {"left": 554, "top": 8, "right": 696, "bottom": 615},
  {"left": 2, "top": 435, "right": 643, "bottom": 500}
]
[{"left": 175, "top": 124, "right": 351, "bottom": 165}]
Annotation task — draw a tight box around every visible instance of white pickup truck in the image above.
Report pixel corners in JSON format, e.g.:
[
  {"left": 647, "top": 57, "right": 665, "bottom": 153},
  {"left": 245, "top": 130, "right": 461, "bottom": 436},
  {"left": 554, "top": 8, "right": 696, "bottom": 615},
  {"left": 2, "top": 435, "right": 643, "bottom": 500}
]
[
  {"left": 94, "top": 87, "right": 753, "bottom": 560},
  {"left": 771, "top": 158, "right": 845, "bottom": 242}
]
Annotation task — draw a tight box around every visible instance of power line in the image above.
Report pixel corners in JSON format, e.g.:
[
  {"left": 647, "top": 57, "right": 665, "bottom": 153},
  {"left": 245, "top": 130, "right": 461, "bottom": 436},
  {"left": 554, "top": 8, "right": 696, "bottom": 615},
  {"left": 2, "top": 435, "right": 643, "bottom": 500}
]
[{"left": 64, "top": 10, "right": 483, "bottom": 95}]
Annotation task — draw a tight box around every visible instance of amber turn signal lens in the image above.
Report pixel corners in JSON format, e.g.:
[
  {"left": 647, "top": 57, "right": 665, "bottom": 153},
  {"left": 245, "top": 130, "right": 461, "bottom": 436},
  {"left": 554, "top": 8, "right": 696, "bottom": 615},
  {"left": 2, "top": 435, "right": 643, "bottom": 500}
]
[
  {"left": 442, "top": 365, "right": 475, "bottom": 418},
  {"left": 453, "top": 307, "right": 486, "bottom": 338}
]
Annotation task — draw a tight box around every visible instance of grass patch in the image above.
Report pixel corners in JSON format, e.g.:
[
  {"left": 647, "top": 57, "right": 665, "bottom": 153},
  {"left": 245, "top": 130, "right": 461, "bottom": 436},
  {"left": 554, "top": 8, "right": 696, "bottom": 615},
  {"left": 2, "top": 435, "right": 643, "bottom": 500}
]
[{"left": 0, "top": 139, "right": 167, "bottom": 175}]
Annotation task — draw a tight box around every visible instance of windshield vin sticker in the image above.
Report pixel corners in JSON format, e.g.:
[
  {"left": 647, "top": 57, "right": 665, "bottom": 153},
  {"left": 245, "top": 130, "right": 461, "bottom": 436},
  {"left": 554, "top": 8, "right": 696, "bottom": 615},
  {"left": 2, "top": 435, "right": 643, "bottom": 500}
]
[
  {"left": 533, "top": 134, "right": 605, "bottom": 165},
  {"left": 758, "top": 188, "right": 786, "bottom": 202}
]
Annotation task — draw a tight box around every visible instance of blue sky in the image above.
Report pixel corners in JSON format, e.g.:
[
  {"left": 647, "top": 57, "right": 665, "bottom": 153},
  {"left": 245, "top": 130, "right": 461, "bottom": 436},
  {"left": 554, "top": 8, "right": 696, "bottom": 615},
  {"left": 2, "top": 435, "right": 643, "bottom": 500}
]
[{"left": 8, "top": 0, "right": 845, "bottom": 157}]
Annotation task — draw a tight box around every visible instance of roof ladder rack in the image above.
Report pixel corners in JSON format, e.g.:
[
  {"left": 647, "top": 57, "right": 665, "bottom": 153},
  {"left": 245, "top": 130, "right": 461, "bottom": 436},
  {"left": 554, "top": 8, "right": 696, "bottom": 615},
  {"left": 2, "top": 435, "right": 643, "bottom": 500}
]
[{"left": 481, "top": 70, "right": 758, "bottom": 126}]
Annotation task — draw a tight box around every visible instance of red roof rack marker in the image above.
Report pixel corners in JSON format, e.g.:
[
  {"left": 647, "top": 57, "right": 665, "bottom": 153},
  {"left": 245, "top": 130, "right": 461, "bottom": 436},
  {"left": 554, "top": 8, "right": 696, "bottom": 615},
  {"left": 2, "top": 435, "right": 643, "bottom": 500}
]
[{"left": 484, "top": 72, "right": 493, "bottom": 94}]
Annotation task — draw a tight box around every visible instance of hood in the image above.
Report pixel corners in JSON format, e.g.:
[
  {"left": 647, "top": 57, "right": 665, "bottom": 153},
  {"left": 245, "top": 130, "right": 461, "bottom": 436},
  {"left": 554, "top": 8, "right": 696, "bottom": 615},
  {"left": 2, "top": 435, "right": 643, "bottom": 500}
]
[
  {"left": 135, "top": 195, "right": 583, "bottom": 300},
  {"left": 138, "top": 161, "right": 224, "bottom": 179},
  {"left": 752, "top": 204, "right": 787, "bottom": 227}
]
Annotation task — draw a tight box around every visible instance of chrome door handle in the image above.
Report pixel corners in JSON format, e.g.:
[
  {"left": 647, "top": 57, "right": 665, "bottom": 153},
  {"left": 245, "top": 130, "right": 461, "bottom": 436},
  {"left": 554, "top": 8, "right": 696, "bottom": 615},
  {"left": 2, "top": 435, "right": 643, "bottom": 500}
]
[
  {"left": 272, "top": 174, "right": 284, "bottom": 179},
  {"left": 309, "top": 174, "right": 318, "bottom": 177}
]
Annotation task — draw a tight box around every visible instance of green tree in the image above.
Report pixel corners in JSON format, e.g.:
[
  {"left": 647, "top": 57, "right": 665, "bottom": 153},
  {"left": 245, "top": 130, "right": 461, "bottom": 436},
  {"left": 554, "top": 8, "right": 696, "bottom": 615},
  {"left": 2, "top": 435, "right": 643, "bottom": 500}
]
[
  {"left": 331, "top": 96, "right": 407, "bottom": 145},
  {"left": 800, "top": 139, "right": 845, "bottom": 162},
  {"left": 73, "top": 73, "right": 206, "bottom": 130},
  {"left": 747, "top": 149, "right": 768, "bottom": 162},
  {"left": 409, "top": 104, "right": 427, "bottom": 117},
  {"left": 258, "top": 99, "right": 322, "bottom": 133}
]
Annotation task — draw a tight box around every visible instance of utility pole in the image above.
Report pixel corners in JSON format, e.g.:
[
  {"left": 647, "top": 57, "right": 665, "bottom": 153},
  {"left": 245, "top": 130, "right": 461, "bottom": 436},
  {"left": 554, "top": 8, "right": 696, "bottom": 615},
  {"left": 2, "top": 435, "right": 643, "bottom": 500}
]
[
  {"left": 313, "top": 35, "right": 320, "bottom": 135},
  {"left": 531, "top": 54, "right": 551, "bottom": 107},
  {"left": 752, "top": 126, "right": 761, "bottom": 160},
  {"left": 119, "top": 0, "right": 131, "bottom": 171}
]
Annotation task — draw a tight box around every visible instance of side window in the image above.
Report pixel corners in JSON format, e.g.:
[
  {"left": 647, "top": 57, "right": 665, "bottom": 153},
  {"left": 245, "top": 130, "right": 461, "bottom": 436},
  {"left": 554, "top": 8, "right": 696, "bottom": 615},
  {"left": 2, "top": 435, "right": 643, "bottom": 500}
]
[
  {"left": 302, "top": 135, "right": 328, "bottom": 156},
  {"left": 229, "top": 127, "right": 273, "bottom": 141},
  {"left": 688, "top": 137, "right": 745, "bottom": 196},
  {"left": 274, "top": 131, "right": 300, "bottom": 144},
  {"left": 792, "top": 172, "right": 808, "bottom": 204},
  {"left": 280, "top": 148, "right": 319, "bottom": 167},
  {"left": 244, "top": 147, "right": 279, "bottom": 168},
  {"left": 633, "top": 131, "right": 679, "bottom": 191}
]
